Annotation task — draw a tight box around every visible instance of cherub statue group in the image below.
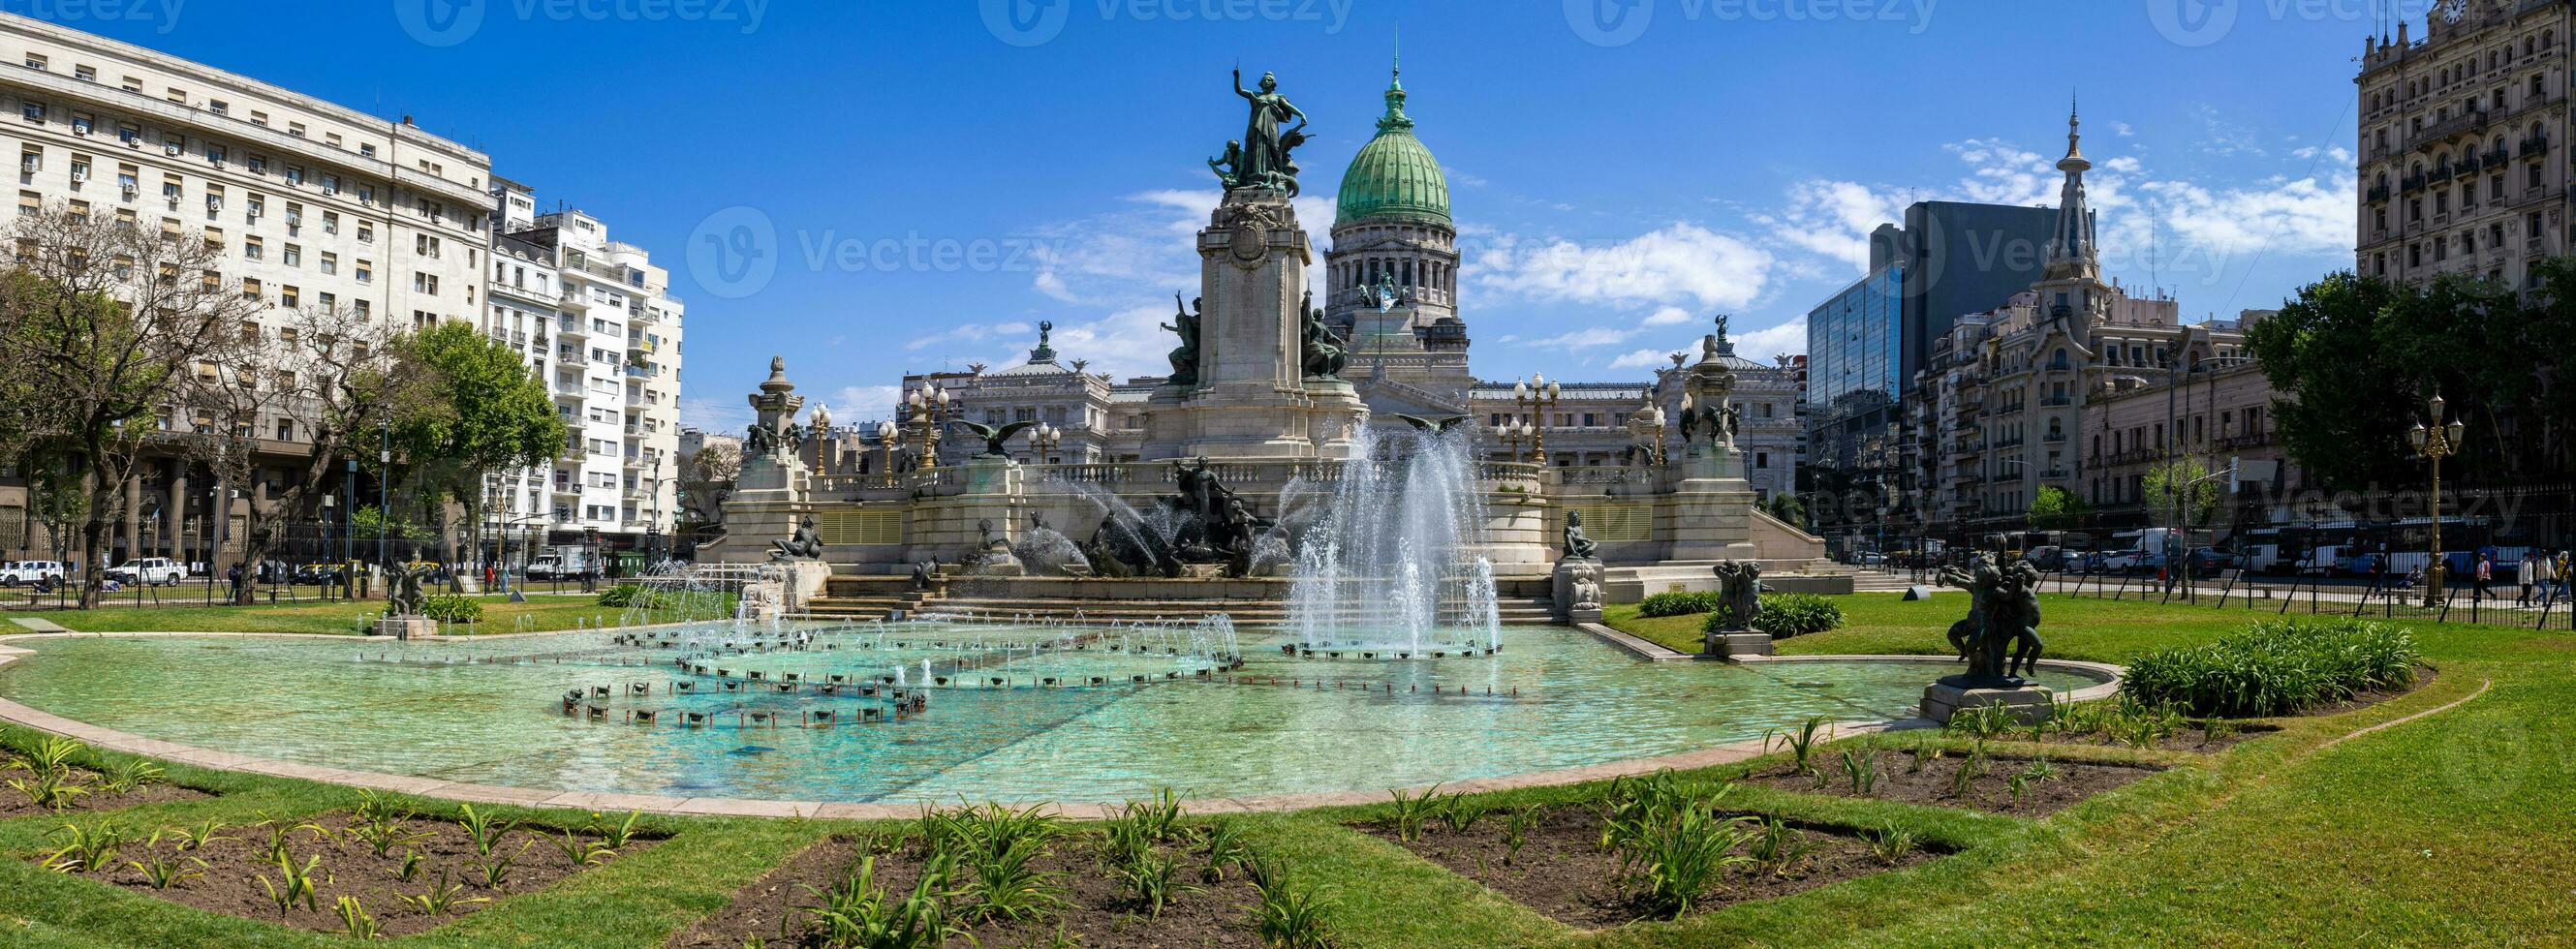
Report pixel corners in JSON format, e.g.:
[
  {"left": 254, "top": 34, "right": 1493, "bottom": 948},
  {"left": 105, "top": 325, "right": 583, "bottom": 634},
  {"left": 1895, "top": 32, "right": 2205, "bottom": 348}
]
[{"left": 1936, "top": 554, "right": 2046, "bottom": 686}]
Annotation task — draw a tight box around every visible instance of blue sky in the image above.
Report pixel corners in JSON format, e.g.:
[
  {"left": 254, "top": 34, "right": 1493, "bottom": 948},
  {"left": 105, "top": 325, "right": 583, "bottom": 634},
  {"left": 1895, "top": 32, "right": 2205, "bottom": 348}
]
[{"left": 58, "top": 0, "right": 2380, "bottom": 432}]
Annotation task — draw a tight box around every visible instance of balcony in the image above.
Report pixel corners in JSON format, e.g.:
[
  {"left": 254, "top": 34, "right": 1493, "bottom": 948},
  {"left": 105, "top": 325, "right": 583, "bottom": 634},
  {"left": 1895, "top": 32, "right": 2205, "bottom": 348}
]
[
  {"left": 2415, "top": 107, "right": 2489, "bottom": 143},
  {"left": 2519, "top": 136, "right": 2549, "bottom": 158},
  {"left": 2366, "top": 184, "right": 2392, "bottom": 202}
]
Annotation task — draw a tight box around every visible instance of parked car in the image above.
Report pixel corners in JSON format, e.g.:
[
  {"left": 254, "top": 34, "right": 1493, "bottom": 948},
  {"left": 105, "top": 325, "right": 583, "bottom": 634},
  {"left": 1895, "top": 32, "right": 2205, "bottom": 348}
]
[
  {"left": 2094, "top": 550, "right": 2143, "bottom": 573},
  {"left": 0, "top": 561, "right": 68, "bottom": 586},
  {"left": 2023, "top": 546, "right": 2071, "bottom": 572},
  {"left": 1850, "top": 551, "right": 1887, "bottom": 566},
  {"left": 2188, "top": 547, "right": 2241, "bottom": 577},
  {"left": 292, "top": 564, "right": 348, "bottom": 586},
  {"left": 104, "top": 558, "right": 186, "bottom": 586}
]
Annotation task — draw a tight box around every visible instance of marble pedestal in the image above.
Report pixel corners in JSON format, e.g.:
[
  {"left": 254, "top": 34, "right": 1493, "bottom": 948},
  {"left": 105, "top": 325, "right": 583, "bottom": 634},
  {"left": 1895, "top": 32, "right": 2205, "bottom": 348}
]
[
  {"left": 1920, "top": 680, "right": 2056, "bottom": 724},
  {"left": 372, "top": 617, "right": 433, "bottom": 640},
  {"left": 1552, "top": 557, "right": 1603, "bottom": 624},
  {"left": 782, "top": 560, "right": 831, "bottom": 613}
]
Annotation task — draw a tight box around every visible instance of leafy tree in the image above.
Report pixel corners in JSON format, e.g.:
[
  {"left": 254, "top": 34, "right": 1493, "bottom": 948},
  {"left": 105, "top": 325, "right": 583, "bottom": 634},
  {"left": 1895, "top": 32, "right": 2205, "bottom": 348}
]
[
  {"left": 2143, "top": 458, "right": 2221, "bottom": 529},
  {"left": 2026, "top": 485, "right": 2089, "bottom": 532},
  {"left": 391, "top": 321, "right": 567, "bottom": 576},
  {"left": 677, "top": 439, "right": 741, "bottom": 542}
]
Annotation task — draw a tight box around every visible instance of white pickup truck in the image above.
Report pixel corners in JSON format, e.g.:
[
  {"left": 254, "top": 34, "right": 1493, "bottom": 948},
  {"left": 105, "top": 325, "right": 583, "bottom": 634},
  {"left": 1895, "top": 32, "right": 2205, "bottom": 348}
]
[
  {"left": 0, "top": 561, "right": 68, "bottom": 586},
  {"left": 104, "top": 558, "right": 186, "bottom": 586}
]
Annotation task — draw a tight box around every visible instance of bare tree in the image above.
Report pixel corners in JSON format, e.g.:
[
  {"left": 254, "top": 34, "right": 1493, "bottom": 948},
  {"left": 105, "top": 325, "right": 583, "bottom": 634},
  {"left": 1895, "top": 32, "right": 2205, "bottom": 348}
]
[
  {"left": 0, "top": 202, "right": 264, "bottom": 606},
  {"left": 678, "top": 439, "right": 741, "bottom": 538},
  {"left": 168, "top": 302, "right": 419, "bottom": 602}
]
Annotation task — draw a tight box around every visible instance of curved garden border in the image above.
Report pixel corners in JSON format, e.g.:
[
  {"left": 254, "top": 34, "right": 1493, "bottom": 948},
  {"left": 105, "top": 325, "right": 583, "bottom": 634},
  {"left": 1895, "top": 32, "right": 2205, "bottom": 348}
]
[{"left": 0, "top": 628, "right": 2123, "bottom": 819}]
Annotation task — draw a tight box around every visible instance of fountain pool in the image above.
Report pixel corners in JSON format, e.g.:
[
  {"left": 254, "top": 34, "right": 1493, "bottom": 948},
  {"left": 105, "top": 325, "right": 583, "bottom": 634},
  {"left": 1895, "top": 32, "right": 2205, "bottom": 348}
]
[{"left": 0, "top": 622, "right": 2102, "bottom": 806}]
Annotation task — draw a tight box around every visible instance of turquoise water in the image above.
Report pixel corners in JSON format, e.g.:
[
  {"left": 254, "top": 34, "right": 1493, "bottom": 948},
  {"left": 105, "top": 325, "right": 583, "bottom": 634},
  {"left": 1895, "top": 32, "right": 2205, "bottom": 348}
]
[{"left": 0, "top": 623, "right": 2099, "bottom": 804}]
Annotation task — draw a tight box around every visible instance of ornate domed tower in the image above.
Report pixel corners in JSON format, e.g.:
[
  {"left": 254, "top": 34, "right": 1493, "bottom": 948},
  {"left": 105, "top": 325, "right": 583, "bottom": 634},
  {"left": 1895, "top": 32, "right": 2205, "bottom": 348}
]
[{"left": 1326, "top": 53, "right": 1470, "bottom": 405}]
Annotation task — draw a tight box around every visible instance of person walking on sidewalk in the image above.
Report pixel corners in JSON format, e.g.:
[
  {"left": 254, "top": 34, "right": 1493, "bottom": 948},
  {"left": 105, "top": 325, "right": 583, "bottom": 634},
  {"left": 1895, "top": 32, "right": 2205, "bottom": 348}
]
[
  {"left": 2473, "top": 553, "right": 2495, "bottom": 602},
  {"left": 2518, "top": 553, "right": 2538, "bottom": 607}
]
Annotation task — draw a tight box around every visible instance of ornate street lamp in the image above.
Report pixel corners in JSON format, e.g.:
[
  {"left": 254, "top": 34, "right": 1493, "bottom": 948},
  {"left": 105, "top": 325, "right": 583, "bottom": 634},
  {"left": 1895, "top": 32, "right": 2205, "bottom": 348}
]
[
  {"left": 906, "top": 383, "right": 955, "bottom": 471},
  {"left": 1500, "top": 420, "right": 1534, "bottom": 464},
  {"left": 2407, "top": 393, "right": 2467, "bottom": 607},
  {"left": 1028, "top": 422, "right": 1062, "bottom": 463},
  {"left": 874, "top": 419, "right": 900, "bottom": 474},
  {"left": 1515, "top": 374, "right": 1562, "bottom": 466}
]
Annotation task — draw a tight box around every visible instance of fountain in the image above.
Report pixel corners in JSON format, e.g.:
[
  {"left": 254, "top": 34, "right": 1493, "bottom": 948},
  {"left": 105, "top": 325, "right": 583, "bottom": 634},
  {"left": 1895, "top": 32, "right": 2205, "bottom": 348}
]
[{"left": 1288, "top": 423, "right": 1503, "bottom": 655}]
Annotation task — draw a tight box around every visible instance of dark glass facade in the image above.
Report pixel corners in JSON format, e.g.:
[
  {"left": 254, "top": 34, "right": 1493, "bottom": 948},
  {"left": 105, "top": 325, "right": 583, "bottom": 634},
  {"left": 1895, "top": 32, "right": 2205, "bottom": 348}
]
[{"left": 1806, "top": 264, "right": 1903, "bottom": 471}]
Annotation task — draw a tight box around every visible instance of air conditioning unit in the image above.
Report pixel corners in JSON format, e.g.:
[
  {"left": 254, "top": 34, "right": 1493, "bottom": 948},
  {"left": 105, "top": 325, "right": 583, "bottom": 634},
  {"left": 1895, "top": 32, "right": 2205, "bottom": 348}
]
[
  {"left": 120, "top": 185, "right": 138, "bottom": 199},
  {"left": 123, "top": 138, "right": 140, "bottom": 148},
  {"left": 70, "top": 168, "right": 86, "bottom": 182}
]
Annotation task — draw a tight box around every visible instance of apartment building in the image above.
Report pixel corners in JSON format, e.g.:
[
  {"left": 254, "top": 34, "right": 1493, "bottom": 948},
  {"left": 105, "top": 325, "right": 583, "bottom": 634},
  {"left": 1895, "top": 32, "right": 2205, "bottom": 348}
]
[
  {"left": 488, "top": 180, "right": 685, "bottom": 560},
  {"left": 2356, "top": 1, "right": 2574, "bottom": 289},
  {"left": 0, "top": 12, "right": 491, "bottom": 567}
]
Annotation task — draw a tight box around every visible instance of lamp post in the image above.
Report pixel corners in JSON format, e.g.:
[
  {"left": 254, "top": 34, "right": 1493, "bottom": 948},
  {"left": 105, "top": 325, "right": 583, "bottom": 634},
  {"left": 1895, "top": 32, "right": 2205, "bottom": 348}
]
[
  {"left": 2408, "top": 393, "right": 2467, "bottom": 607},
  {"left": 906, "top": 383, "right": 953, "bottom": 470},
  {"left": 1515, "top": 374, "right": 1561, "bottom": 467},
  {"left": 874, "top": 420, "right": 900, "bottom": 474},
  {"left": 1028, "top": 422, "right": 1061, "bottom": 463},
  {"left": 1499, "top": 421, "right": 1533, "bottom": 464}
]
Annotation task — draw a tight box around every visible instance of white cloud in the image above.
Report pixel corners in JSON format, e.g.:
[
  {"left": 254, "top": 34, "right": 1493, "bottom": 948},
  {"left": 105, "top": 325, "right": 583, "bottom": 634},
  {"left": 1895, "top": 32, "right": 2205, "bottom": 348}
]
[
  {"left": 2138, "top": 172, "right": 2356, "bottom": 258},
  {"left": 1528, "top": 326, "right": 1637, "bottom": 350},
  {"left": 827, "top": 385, "right": 905, "bottom": 424},
  {"left": 1756, "top": 179, "right": 1904, "bottom": 274},
  {"left": 1639, "top": 306, "right": 1695, "bottom": 326},
  {"left": 1731, "top": 317, "right": 1807, "bottom": 364},
  {"left": 677, "top": 397, "right": 753, "bottom": 434},
  {"left": 1609, "top": 348, "right": 1683, "bottom": 370},
  {"left": 1473, "top": 224, "right": 1774, "bottom": 310}
]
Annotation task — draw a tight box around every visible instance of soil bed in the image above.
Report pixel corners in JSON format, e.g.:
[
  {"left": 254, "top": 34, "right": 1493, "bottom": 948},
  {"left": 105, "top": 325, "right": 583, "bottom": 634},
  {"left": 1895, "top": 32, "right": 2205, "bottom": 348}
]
[
  {"left": 1742, "top": 750, "right": 2161, "bottom": 816},
  {"left": 672, "top": 832, "right": 1265, "bottom": 948},
  {"left": 37, "top": 809, "right": 657, "bottom": 936},
  {"left": 1355, "top": 807, "right": 1940, "bottom": 928},
  {"left": 0, "top": 761, "right": 211, "bottom": 821}
]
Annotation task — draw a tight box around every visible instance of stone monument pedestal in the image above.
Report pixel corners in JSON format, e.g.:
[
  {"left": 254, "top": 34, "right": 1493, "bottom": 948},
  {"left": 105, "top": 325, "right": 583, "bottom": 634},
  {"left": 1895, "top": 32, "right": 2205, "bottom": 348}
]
[
  {"left": 1920, "top": 678, "right": 2055, "bottom": 724},
  {"left": 1704, "top": 629, "right": 1774, "bottom": 658},
  {"left": 783, "top": 560, "right": 831, "bottom": 613},
  {"left": 372, "top": 617, "right": 433, "bottom": 640},
  {"left": 1552, "top": 557, "right": 1602, "bottom": 624}
]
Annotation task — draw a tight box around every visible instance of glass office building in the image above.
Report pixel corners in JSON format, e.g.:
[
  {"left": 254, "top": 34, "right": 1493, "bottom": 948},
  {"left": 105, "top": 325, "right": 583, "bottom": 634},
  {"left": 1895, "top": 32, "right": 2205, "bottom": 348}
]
[{"left": 1806, "top": 264, "right": 1904, "bottom": 472}]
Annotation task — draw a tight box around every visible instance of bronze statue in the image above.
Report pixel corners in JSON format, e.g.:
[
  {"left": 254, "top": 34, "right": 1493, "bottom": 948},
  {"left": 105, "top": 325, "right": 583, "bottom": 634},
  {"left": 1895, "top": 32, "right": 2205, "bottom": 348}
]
[
  {"left": 1299, "top": 291, "right": 1348, "bottom": 380},
  {"left": 1938, "top": 555, "right": 2046, "bottom": 687},
  {"left": 1163, "top": 293, "right": 1202, "bottom": 386},
  {"left": 946, "top": 418, "right": 1040, "bottom": 458},
  {"left": 1209, "top": 139, "right": 1244, "bottom": 188},
  {"left": 769, "top": 514, "right": 823, "bottom": 561},
  {"left": 1713, "top": 561, "right": 1763, "bottom": 631},
  {"left": 1229, "top": 68, "right": 1308, "bottom": 194},
  {"left": 1562, "top": 510, "right": 1599, "bottom": 560},
  {"left": 385, "top": 563, "right": 437, "bottom": 618},
  {"left": 1385, "top": 413, "right": 1471, "bottom": 434}
]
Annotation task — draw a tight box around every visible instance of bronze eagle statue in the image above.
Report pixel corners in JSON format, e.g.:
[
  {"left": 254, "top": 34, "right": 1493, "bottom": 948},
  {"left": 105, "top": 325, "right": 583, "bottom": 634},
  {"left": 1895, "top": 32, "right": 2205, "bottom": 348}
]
[
  {"left": 1385, "top": 413, "right": 1473, "bottom": 434},
  {"left": 946, "top": 419, "right": 1041, "bottom": 458}
]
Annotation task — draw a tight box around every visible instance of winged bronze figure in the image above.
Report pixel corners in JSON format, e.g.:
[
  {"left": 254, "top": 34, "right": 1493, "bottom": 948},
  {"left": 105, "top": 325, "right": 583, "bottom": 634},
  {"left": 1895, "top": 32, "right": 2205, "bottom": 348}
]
[
  {"left": 1385, "top": 413, "right": 1473, "bottom": 434},
  {"left": 947, "top": 419, "right": 1041, "bottom": 458}
]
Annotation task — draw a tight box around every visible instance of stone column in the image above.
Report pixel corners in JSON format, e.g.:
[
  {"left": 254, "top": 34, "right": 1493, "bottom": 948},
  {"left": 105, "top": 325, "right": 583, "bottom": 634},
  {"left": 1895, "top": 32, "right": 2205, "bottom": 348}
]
[
  {"left": 167, "top": 461, "right": 187, "bottom": 562},
  {"left": 120, "top": 474, "right": 140, "bottom": 566}
]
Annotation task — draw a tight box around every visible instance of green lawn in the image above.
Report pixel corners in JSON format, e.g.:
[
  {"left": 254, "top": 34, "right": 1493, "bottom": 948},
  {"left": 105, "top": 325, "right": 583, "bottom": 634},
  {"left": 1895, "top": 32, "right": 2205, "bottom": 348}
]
[
  {"left": 14, "top": 594, "right": 696, "bottom": 636},
  {"left": 0, "top": 595, "right": 2567, "bottom": 945},
  {"left": 1604, "top": 593, "right": 2267, "bottom": 664}
]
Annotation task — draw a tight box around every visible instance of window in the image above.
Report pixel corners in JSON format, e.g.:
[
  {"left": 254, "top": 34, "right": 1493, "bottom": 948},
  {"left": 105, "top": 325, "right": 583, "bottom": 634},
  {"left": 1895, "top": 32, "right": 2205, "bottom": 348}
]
[
  {"left": 355, "top": 260, "right": 371, "bottom": 284},
  {"left": 17, "top": 100, "right": 41, "bottom": 123},
  {"left": 116, "top": 122, "right": 138, "bottom": 144},
  {"left": 319, "top": 251, "right": 336, "bottom": 274},
  {"left": 281, "top": 243, "right": 299, "bottom": 267},
  {"left": 242, "top": 235, "right": 262, "bottom": 260},
  {"left": 320, "top": 173, "right": 339, "bottom": 195},
  {"left": 357, "top": 222, "right": 372, "bottom": 243},
  {"left": 321, "top": 210, "right": 338, "bottom": 234},
  {"left": 275, "top": 418, "right": 293, "bottom": 442},
  {"left": 203, "top": 143, "right": 225, "bottom": 167},
  {"left": 206, "top": 100, "right": 227, "bottom": 116},
  {"left": 69, "top": 112, "right": 91, "bottom": 136},
  {"left": 413, "top": 273, "right": 438, "bottom": 295},
  {"left": 23, "top": 53, "right": 45, "bottom": 71},
  {"left": 74, "top": 65, "right": 92, "bottom": 82},
  {"left": 239, "top": 276, "right": 261, "bottom": 300},
  {"left": 416, "top": 234, "right": 440, "bottom": 258},
  {"left": 280, "top": 285, "right": 297, "bottom": 308},
  {"left": 357, "top": 143, "right": 375, "bottom": 158},
  {"left": 245, "top": 155, "right": 264, "bottom": 174}
]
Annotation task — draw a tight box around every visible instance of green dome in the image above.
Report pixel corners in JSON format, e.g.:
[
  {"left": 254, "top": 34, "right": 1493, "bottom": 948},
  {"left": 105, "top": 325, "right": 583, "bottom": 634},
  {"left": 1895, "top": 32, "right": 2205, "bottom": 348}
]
[{"left": 1334, "top": 72, "right": 1449, "bottom": 229}]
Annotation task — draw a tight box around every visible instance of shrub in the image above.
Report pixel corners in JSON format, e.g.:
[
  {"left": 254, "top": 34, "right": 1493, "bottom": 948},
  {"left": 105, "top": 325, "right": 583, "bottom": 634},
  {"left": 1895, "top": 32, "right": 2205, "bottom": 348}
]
[
  {"left": 1700, "top": 593, "right": 1844, "bottom": 639},
  {"left": 1638, "top": 591, "right": 1722, "bottom": 618},
  {"left": 595, "top": 585, "right": 641, "bottom": 607},
  {"left": 419, "top": 595, "right": 484, "bottom": 624},
  {"left": 2120, "top": 618, "right": 2420, "bottom": 718}
]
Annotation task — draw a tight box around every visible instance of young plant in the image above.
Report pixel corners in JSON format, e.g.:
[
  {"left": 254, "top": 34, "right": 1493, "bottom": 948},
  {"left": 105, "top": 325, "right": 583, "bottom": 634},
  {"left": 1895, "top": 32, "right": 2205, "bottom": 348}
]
[
  {"left": 800, "top": 853, "right": 964, "bottom": 949},
  {"left": 1945, "top": 703, "right": 2017, "bottom": 743},
  {"left": 398, "top": 869, "right": 487, "bottom": 916},
  {"left": 1839, "top": 749, "right": 1881, "bottom": 797},
  {"left": 477, "top": 842, "right": 531, "bottom": 890},
  {"left": 2202, "top": 718, "right": 2242, "bottom": 746},
  {"left": 1110, "top": 845, "right": 1199, "bottom": 918},
  {"left": 1123, "top": 786, "right": 1187, "bottom": 842},
  {"left": 1501, "top": 806, "right": 1546, "bottom": 865},
  {"left": 392, "top": 849, "right": 424, "bottom": 883},
  {"left": 1437, "top": 793, "right": 1488, "bottom": 835},
  {"left": 1866, "top": 826, "right": 1918, "bottom": 866},
  {"left": 43, "top": 821, "right": 123, "bottom": 873},
  {"left": 1625, "top": 807, "right": 1755, "bottom": 919},
  {"left": 593, "top": 810, "right": 646, "bottom": 849},
  {"left": 258, "top": 850, "right": 326, "bottom": 913},
  {"left": 24, "top": 736, "right": 84, "bottom": 779},
  {"left": 552, "top": 829, "right": 616, "bottom": 867},
  {"left": 958, "top": 834, "right": 1063, "bottom": 924},
  {"left": 171, "top": 818, "right": 230, "bottom": 852},
  {"left": 1248, "top": 854, "right": 1333, "bottom": 949},
  {"left": 335, "top": 896, "right": 381, "bottom": 940},
  {"left": 8, "top": 772, "right": 87, "bottom": 811},
  {"left": 2019, "top": 756, "right": 2060, "bottom": 783},
  {"left": 352, "top": 814, "right": 430, "bottom": 858},
  {"left": 1948, "top": 749, "right": 1987, "bottom": 800},
  {"left": 126, "top": 849, "right": 208, "bottom": 890},
  {"left": 98, "top": 758, "right": 163, "bottom": 794},
  {"left": 1745, "top": 816, "right": 1816, "bottom": 878},
  {"left": 1779, "top": 716, "right": 1828, "bottom": 776},
  {"left": 2006, "top": 774, "right": 2033, "bottom": 811},
  {"left": 1386, "top": 783, "right": 1443, "bottom": 842},
  {"left": 457, "top": 803, "right": 519, "bottom": 857},
  {"left": 354, "top": 789, "right": 401, "bottom": 825},
  {"left": 1198, "top": 818, "right": 1254, "bottom": 883}
]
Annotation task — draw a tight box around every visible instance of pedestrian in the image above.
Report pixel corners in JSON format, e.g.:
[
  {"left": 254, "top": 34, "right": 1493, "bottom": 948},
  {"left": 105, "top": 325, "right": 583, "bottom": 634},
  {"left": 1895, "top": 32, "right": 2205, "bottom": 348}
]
[
  {"left": 2365, "top": 554, "right": 2385, "bottom": 597},
  {"left": 2535, "top": 550, "right": 2560, "bottom": 605},
  {"left": 2473, "top": 553, "right": 2495, "bottom": 602},
  {"left": 2518, "top": 553, "right": 2537, "bottom": 606}
]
